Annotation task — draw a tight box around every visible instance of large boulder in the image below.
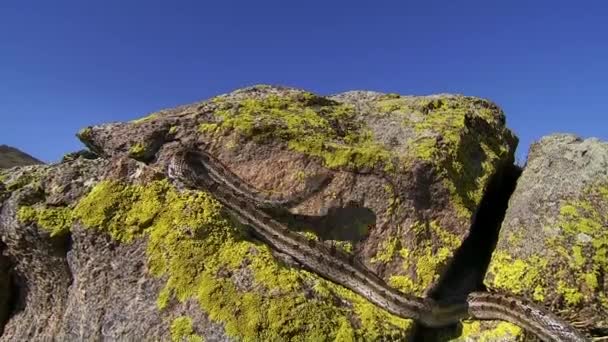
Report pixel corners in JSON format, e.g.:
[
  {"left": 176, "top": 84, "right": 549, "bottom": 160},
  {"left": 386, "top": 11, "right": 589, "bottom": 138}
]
[
  {"left": 0, "top": 85, "right": 519, "bottom": 340},
  {"left": 485, "top": 134, "right": 608, "bottom": 337}
]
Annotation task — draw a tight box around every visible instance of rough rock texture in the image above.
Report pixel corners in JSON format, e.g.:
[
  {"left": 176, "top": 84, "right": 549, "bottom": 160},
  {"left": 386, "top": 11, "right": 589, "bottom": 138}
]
[
  {"left": 78, "top": 86, "right": 517, "bottom": 296},
  {"left": 0, "top": 145, "right": 42, "bottom": 169},
  {"left": 486, "top": 134, "right": 608, "bottom": 337},
  {"left": 0, "top": 85, "right": 525, "bottom": 341},
  {"left": 0, "top": 159, "right": 104, "bottom": 340}
]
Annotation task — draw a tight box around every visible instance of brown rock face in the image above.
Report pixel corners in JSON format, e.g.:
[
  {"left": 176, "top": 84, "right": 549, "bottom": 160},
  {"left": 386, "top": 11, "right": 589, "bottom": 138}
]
[{"left": 0, "top": 85, "right": 524, "bottom": 341}]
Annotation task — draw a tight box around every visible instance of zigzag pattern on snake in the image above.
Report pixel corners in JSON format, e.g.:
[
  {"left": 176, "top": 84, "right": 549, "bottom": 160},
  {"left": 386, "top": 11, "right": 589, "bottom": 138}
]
[{"left": 167, "top": 148, "right": 588, "bottom": 342}]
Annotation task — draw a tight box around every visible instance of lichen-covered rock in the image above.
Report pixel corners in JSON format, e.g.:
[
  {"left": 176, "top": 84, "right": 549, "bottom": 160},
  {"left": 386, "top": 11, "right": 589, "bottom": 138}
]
[
  {"left": 78, "top": 85, "right": 517, "bottom": 298},
  {"left": 0, "top": 85, "right": 518, "bottom": 341},
  {"left": 485, "top": 134, "right": 608, "bottom": 337},
  {"left": 0, "top": 158, "right": 107, "bottom": 341}
]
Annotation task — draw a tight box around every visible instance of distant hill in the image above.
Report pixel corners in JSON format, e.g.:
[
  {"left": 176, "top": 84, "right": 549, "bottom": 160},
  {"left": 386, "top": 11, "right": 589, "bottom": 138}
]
[{"left": 0, "top": 145, "right": 43, "bottom": 168}]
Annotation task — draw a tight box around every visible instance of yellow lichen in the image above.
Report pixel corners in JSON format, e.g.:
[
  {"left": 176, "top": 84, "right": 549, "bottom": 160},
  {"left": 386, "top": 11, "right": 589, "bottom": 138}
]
[
  {"left": 5, "top": 170, "right": 41, "bottom": 191},
  {"left": 389, "top": 221, "right": 461, "bottom": 295},
  {"left": 170, "top": 316, "right": 203, "bottom": 342},
  {"left": 543, "top": 182, "right": 608, "bottom": 309},
  {"left": 201, "top": 92, "right": 394, "bottom": 171},
  {"left": 486, "top": 251, "right": 547, "bottom": 297},
  {"left": 397, "top": 97, "right": 513, "bottom": 219},
  {"left": 456, "top": 321, "right": 523, "bottom": 341},
  {"left": 130, "top": 113, "right": 158, "bottom": 124},
  {"left": 371, "top": 237, "right": 399, "bottom": 264},
  {"left": 71, "top": 179, "right": 413, "bottom": 340},
  {"left": 557, "top": 281, "right": 584, "bottom": 306},
  {"left": 128, "top": 142, "right": 147, "bottom": 159},
  {"left": 17, "top": 205, "right": 73, "bottom": 237}
]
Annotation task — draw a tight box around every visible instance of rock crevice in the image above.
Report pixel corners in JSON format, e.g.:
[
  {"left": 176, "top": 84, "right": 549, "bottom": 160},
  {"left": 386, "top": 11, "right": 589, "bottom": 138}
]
[
  {"left": 430, "top": 162, "right": 523, "bottom": 302},
  {"left": 0, "top": 241, "right": 14, "bottom": 336}
]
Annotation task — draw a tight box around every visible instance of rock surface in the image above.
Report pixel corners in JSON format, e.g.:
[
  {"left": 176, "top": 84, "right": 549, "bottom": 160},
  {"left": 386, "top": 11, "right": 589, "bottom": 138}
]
[
  {"left": 1, "top": 85, "right": 600, "bottom": 341},
  {"left": 485, "top": 134, "right": 608, "bottom": 337},
  {"left": 0, "top": 145, "right": 42, "bottom": 169}
]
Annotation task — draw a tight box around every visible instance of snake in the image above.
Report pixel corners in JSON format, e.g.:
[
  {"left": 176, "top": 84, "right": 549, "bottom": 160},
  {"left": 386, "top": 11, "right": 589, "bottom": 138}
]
[{"left": 167, "top": 148, "right": 588, "bottom": 342}]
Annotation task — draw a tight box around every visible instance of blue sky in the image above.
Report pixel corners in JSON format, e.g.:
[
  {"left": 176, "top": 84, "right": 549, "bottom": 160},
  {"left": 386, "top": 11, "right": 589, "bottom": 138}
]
[{"left": 1, "top": 1, "right": 607, "bottom": 163}]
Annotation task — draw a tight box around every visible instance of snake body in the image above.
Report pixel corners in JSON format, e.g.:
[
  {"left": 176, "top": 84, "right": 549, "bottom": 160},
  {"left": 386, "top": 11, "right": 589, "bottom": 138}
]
[{"left": 167, "top": 149, "right": 588, "bottom": 342}]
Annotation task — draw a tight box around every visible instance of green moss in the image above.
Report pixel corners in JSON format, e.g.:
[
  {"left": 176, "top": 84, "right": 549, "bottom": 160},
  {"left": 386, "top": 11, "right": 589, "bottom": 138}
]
[
  {"left": 556, "top": 281, "right": 584, "bottom": 306},
  {"left": 459, "top": 320, "right": 481, "bottom": 338},
  {"left": 17, "top": 205, "right": 73, "bottom": 237},
  {"left": 486, "top": 251, "right": 548, "bottom": 298},
  {"left": 532, "top": 285, "right": 546, "bottom": 302},
  {"left": 584, "top": 272, "right": 599, "bottom": 290},
  {"left": 375, "top": 99, "right": 408, "bottom": 115},
  {"left": 73, "top": 180, "right": 413, "bottom": 340},
  {"left": 388, "top": 275, "right": 418, "bottom": 294},
  {"left": 170, "top": 316, "right": 203, "bottom": 342},
  {"left": 383, "top": 184, "right": 400, "bottom": 217},
  {"left": 541, "top": 182, "right": 608, "bottom": 308},
  {"left": 201, "top": 92, "right": 394, "bottom": 171},
  {"left": 399, "top": 97, "right": 512, "bottom": 219},
  {"left": 333, "top": 241, "right": 353, "bottom": 254},
  {"left": 128, "top": 142, "right": 147, "bottom": 159},
  {"left": 294, "top": 170, "right": 306, "bottom": 183},
  {"left": 6, "top": 172, "right": 38, "bottom": 191},
  {"left": 73, "top": 180, "right": 168, "bottom": 243},
  {"left": 77, "top": 127, "right": 93, "bottom": 141},
  {"left": 299, "top": 231, "right": 319, "bottom": 241},
  {"left": 169, "top": 126, "right": 178, "bottom": 135},
  {"left": 506, "top": 231, "right": 524, "bottom": 247},
  {"left": 199, "top": 123, "right": 219, "bottom": 134},
  {"left": 456, "top": 321, "right": 523, "bottom": 342},
  {"left": 204, "top": 91, "right": 513, "bottom": 221},
  {"left": 572, "top": 245, "right": 585, "bottom": 268},
  {"left": 389, "top": 221, "right": 461, "bottom": 295},
  {"left": 131, "top": 113, "right": 158, "bottom": 124},
  {"left": 371, "top": 237, "right": 399, "bottom": 264}
]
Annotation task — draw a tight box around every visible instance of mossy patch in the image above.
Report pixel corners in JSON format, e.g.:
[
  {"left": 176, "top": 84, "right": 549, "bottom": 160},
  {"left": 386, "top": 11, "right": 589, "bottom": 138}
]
[
  {"left": 70, "top": 179, "right": 413, "bottom": 340},
  {"left": 543, "top": 182, "right": 608, "bottom": 308},
  {"left": 409, "top": 99, "right": 511, "bottom": 219},
  {"left": 201, "top": 91, "right": 394, "bottom": 171},
  {"left": 378, "top": 96, "right": 513, "bottom": 219},
  {"left": 371, "top": 237, "right": 400, "bottom": 264},
  {"left": 17, "top": 205, "right": 74, "bottom": 237},
  {"left": 298, "top": 230, "right": 353, "bottom": 254},
  {"left": 128, "top": 142, "right": 147, "bottom": 159},
  {"left": 455, "top": 321, "right": 524, "bottom": 342},
  {"left": 170, "top": 316, "right": 204, "bottom": 342},
  {"left": 5, "top": 171, "right": 40, "bottom": 191},
  {"left": 487, "top": 181, "right": 608, "bottom": 322},
  {"left": 131, "top": 113, "right": 158, "bottom": 124},
  {"left": 383, "top": 183, "right": 400, "bottom": 217},
  {"left": 77, "top": 127, "right": 93, "bottom": 141},
  {"left": 388, "top": 221, "right": 461, "bottom": 296},
  {"left": 203, "top": 89, "right": 514, "bottom": 222},
  {"left": 485, "top": 251, "right": 548, "bottom": 301}
]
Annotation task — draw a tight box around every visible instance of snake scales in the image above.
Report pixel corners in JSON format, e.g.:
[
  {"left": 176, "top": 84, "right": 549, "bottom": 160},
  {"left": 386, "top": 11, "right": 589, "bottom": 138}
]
[{"left": 167, "top": 148, "right": 588, "bottom": 342}]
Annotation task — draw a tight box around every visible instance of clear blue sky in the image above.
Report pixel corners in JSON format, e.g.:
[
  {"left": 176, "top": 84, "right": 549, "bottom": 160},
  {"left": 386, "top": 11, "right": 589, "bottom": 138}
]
[{"left": 1, "top": 1, "right": 607, "bottom": 163}]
